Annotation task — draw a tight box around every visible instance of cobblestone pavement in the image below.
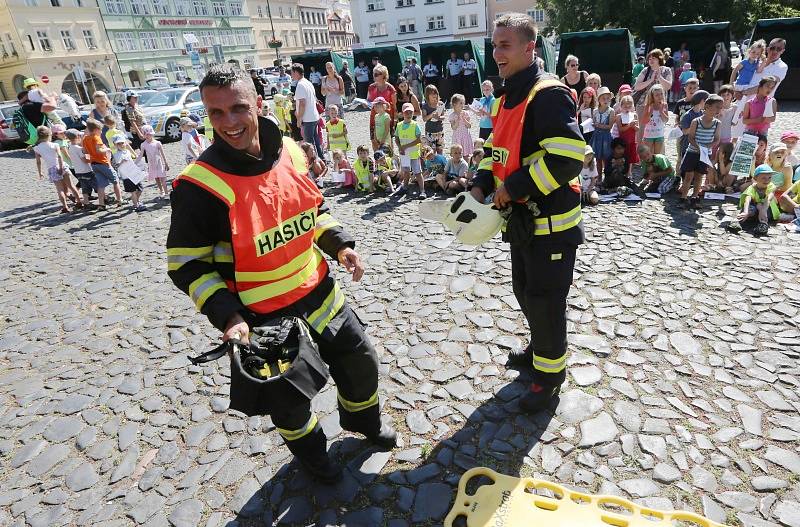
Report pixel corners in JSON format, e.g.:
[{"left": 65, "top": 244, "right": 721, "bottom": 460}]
[{"left": 1, "top": 103, "right": 799, "bottom": 527}]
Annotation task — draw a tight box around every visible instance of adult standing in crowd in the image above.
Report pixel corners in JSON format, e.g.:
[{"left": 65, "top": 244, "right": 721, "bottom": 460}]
[
  {"left": 631, "top": 56, "right": 646, "bottom": 85},
  {"left": 471, "top": 13, "right": 585, "bottom": 413},
  {"left": 250, "top": 69, "right": 266, "bottom": 99},
  {"left": 423, "top": 58, "right": 440, "bottom": 90},
  {"left": 168, "top": 63, "right": 396, "bottom": 483},
  {"left": 403, "top": 57, "right": 423, "bottom": 100},
  {"left": 354, "top": 60, "right": 370, "bottom": 99},
  {"left": 90, "top": 90, "right": 121, "bottom": 147},
  {"left": 709, "top": 42, "right": 730, "bottom": 94},
  {"left": 445, "top": 51, "right": 464, "bottom": 104},
  {"left": 321, "top": 61, "right": 345, "bottom": 115},
  {"left": 740, "top": 38, "right": 788, "bottom": 98},
  {"left": 122, "top": 91, "right": 146, "bottom": 151},
  {"left": 394, "top": 76, "right": 421, "bottom": 117},
  {"left": 463, "top": 51, "right": 479, "bottom": 103},
  {"left": 633, "top": 49, "right": 673, "bottom": 141},
  {"left": 339, "top": 61, "right": 355, "bottom": 104},
  {"left": 309, "top": 65, "right": 323, "bottom": 101},
  {"left": 18, "top": 89, "right": 52, "bottom": 129},
  {"left": 368, "top": 64, "right": 397, "bottom": 137},
  {"left": 561, "top": 55, "right": 588, "bottom": 96},
  {"left": 663, "top": 47, "right": 676, "bottom": 101},
  {"left": 291, "top": 63, "right": 324, "bottom": 158}
]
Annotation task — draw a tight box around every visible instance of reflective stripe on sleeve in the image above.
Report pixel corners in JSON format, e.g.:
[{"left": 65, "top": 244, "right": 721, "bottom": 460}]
[
  {"left": 314, "top": 213, "right": 342, "bottom": 242},
  {"left": 478, "top": 157, "right": 494, "bottom": 171},
  {"left": 213, "top": 241, "right": 233, "bottom": 263},
  {"left": 337, "top": 389, "right": 379, "bottom": 413},
  {"left": 237, "top": 250, "right": 324, "bottom": 307},
  {"left": 529, "top": 156, "right": 559, "bottom": 196},
  {"left": 307, "top": 282, "right": 345, "bottom": 333},
  {"left": 167, "top": 246, "right": 213, "bottom": 271},
  {"left": 533, "top": 352, "right": 568, "bottom": 373},
  {"left": 277, "top": 413, "right": 318, "bottom": 441},
  {"left": 188, "top": 272, "right": 228, "bottom": 311},
  {"left": 550, "top": 204, "right": 582, "bottom": 233},
  {"left": 540, "top": 137, "right": 586, "bottom": 162}
]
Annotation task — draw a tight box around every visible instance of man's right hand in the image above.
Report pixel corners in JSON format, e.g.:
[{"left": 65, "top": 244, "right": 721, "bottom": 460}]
[
  {"left": 223, "top": 313, "right": 249, "bottom": 343},
  {"left": 470, "top": 187, "right": 485, "bottom": 203}
]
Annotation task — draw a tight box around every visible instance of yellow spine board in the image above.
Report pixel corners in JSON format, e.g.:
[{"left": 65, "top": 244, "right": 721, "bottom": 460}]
[{"left": 445, "top": 467, "right": 730, "bottom": 527}]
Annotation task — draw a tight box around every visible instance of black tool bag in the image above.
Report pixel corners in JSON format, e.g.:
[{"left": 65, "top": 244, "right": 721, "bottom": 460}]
[
  {"left": 188, "top": 317, "right": 329, "bottom": 416},
  {"left": 502, "top": 201, "right": 539, "bottom": 246}
]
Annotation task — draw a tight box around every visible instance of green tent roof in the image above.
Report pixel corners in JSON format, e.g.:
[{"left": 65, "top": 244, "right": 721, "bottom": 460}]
[
  {"left": 557, "top": 28, "right": 635, "bottom": 90},
  {"left": 560, "top": 28, "right": 632, "bottom": 40},
  {"left": 652, "top": 22, "right": 730, "bottom": 33}
]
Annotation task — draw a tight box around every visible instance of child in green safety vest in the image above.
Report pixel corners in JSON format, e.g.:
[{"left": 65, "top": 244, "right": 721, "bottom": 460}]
[
  {"left": 325, "top": 105, "right": 350, "bottom": 158},
  {"left": 394, "top": 103, "right": 425, "bottom": 199},
  {"left": 727, "top": 163, "right": 781, "bottom": 235},
  {"left": 353, "top": 144, "right": 376, "bottom": 192}
]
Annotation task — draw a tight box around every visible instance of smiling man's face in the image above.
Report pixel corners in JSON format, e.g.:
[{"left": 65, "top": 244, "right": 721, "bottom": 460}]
[
  {"left": 201, "top": 80, "right": 263, "bottom": 156},
  {"left": 492, "top": 26, "right": 535, "bottom": 79}
]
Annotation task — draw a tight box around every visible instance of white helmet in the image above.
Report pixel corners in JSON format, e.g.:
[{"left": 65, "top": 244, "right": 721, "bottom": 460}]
[{"left": 419, "top": 191, "right": 503, "bottom": 245}]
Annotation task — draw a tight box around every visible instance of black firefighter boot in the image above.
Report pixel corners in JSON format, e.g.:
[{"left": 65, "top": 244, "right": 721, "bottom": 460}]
[
  {"left": 340, "top": 404, "right": 398, "bottom": 450},
  {"left": 284, "top": 426, "right": 343, "bottom": 484},
  {"left": 506, "top": 343, "right": 533, "bottom": 368},
  {"left": 518, "top": 383, "right": 561, "bottom": 413}
]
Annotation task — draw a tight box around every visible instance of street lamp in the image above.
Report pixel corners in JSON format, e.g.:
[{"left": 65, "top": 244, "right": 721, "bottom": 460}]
[{"left": 265, "top": 0, "right": 282, "bottom": 65}]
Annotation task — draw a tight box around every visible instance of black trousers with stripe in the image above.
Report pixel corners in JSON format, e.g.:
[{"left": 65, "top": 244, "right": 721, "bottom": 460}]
[
  {"left": 266, "top": 305, "right": 381, "bottom": 457},
  {"left": 510, "top": 242, "right": 576, "bottom": 387}
]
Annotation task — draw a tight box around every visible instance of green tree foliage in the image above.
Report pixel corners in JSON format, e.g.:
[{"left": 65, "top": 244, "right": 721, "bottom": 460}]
[{"left": 538, "top": 0, "right": 800, "bottom": 39}]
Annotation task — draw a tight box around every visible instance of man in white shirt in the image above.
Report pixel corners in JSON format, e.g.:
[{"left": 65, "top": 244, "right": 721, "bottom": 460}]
[
  {"left": 445, "top": 52, "right": 464, "bottom": 105},
  {"left": 403, "top": 57, "right": 424, "bottom": 99},
  {"left": 740, "top": 38, "right": 788, "bottom": 98},
  {"left": 423, "top": 58, "right": 440, "bottom": 90},
  {"left": 291, "top": 63, "right": 323, "bottom": 158},
  {"left": 462, "top": 51, "right": 478, "bottom": 103},
  {"left": 354, "top": 60, "right": 371, "bottom": 99}
]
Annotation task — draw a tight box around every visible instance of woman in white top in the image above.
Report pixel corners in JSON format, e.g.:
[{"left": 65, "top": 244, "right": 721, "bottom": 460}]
[
  {"left": 633, "top": 49, "right": 672, "bottom": 142},
  {"left": 321, "top": 61, "right": 345, "bottom": 115}
]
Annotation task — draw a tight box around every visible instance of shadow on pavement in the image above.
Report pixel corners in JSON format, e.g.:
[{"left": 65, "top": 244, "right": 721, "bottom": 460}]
[{"left": 228, "top": 367, "right": 556, "bottom": 526}]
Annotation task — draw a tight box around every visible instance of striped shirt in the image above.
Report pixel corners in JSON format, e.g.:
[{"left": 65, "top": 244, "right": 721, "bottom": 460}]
[{"left": 687, "top": 117, "right": 720, "bottom": 153}]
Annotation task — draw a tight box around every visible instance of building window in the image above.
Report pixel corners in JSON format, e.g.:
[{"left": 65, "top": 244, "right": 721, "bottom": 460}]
[
  {"left": 36, "top": 30, "right": 51, "bottom": 51},
  {"left": 140, "top": 31, "right": 158, "bottom": 50},
  {"left": 368, "top": 22, "right": 386, "bottom": 37},
  {"left": 197, "top": 30, "right": 214, "bottom": 46},
  {"left": 192, "top": 0, "right": 209, "bottom": 15},
  {"left": 396, "top": 0, "right": 413, "bottom": 6},
  {"left": 115, "top": 32, "right": 137, "bottom": 51},
  {"left": 527, "top": 8, "right": 545, "bottom": 22},
  {"left": 161, "top": 31, "right": 178, "bottom": 48},
  {"left": 423, "top": 0, "right": 443, "bottom": 4},
  {"left": 105, "top": 0, "right": 127, "bottom": 13},
  {"left": 398, "top": 18, "right": 415, "bottom": 33},
  {"left": 220, "top": 29, "right": 234, "bottom": 46},
  {"left": 366, "top": 0, "right": 383, "bottom": 11},
  {"left": 24, "top": 0, "right": 37, "bottom": 6},
  {"left": 458, "top": 14, "right": 478, "bottom": 28},
  {"left": 133, "top": 0, "right": 151, "bottom": 13},
  {"left": 212, "top": 1, "right": 226, "bottom": 15},
  {"left": 82, "top": 29, "right": 97, "bottom": 49},
  {"left": 236, "top": 29, "right": 251, "bottom": 45},
  {"left": 7, "top": 34, "right": 18, "bottom": 55},
  {"left": 50, "top": 0, "right": 60, "bottom": 6},
  {"left": 152, "top": 0, "right": 169, "bottom": 14},
  {"left": 60, "top": 30, "right": 76, "bottom": 50},
  {"left": 278, "top": 6, "right": 283, "bottom": 17},
  {"left": 470, "top": 13, "right": 478, "bottom": 26},
  {"left": 229, "top": 0, "right": 243, "bottom": 15},
  {"left": 287, "top": 6, "right": 293, "bottom": 17},
  {"left": 257, "top": 5, "right": 263, "bottom": 16},
  {"left": 291, "top": 31, "right": 297, "bottom": 46},
  {"left": 427, "top": 15, "right": 444, "bottom": 30},
  {"left": 457, "top": 0, "right": 476, "bottom": 3},
  {"left": 174, "top": 0, "right": 190, "bottom": 14}
]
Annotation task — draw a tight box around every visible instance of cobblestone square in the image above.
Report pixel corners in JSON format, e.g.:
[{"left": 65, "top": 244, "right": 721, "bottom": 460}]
[{"left": 0, "top": 103, "right": 799, "bottom": 527}]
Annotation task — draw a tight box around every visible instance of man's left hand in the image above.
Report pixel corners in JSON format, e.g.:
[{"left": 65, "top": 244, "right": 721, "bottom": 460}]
[
  {"left": 493, "top": 185, "right": 513, "bottom": 209},
  {"left": 337, "top": 247, "right": 364, "bottom": 282}
]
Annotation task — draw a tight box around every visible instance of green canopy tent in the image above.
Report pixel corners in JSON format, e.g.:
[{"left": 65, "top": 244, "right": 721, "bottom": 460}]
[
  {"left": 352, "top": 45, "right": 420, "bottom": 85},
  {"left": 649, "top": 22, "right": 731, "bottom": 92},
  {"left": 290, "top": 51, "right": 354, "bottom": 76},
  {"left": 751, "top": 17, "right": 800, "bottom": 99},
  {"left": 557, "top": 28, "right": 635, "bottom": 93},
  {"left": 483, "top": 35, "right": 556, "bottom": 88},
  {"left": 419, "top": 40, "right": 484, "bottom": 100}
]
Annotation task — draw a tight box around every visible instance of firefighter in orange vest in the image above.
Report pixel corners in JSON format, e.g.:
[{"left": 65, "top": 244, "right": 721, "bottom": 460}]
[
  {"left": 470, "top": 14, "right": 586, "bottom": 412},
  {"left": 166, "top": 64, "right": 396, "bottom": 483}
]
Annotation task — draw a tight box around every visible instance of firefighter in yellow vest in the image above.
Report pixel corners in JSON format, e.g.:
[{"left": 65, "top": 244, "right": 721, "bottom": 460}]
[
  {"left": 470, "top": 14, "right": 586, "bottom": 412},
  {"left": 325, "top": 104, "right": 350, "bottom": 154},
  {"left": 166, "top": 65, "right": 396, "bottom": 483}
]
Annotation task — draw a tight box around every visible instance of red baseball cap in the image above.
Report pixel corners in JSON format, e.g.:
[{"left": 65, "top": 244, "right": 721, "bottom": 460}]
[
  {"left": 619, "top": 84, "right": 632, "bottom": 94},
  {"left": 780, "top": 131, "right": 799, "bottom": 141}
]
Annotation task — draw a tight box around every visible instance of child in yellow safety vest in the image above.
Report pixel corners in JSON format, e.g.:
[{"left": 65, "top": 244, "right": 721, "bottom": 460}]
[
  {"left": 325, "top": 105, "right": 350, "bottom": 158},
  {"left": 374, "top": 149, "right": 397, "bottom": 193},
  {"left": 353, "top": 144, "right": 376, "bottom": 192},
  {"left": 273, "top": 92, "right": 292, "bottom": 136}
]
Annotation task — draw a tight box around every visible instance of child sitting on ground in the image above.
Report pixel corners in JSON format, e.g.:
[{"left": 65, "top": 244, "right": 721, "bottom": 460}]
[
  {"left": 778, "top": 176, "right": 800, "bottom": 223},
  {"left": 300, "top": 141, "right": 328, "bottom": 188},
  {"left": 780, "top": 131, "right": 799, "bottom": 172},
  {"left": 437, "top": 144, "right": 469, "bottom": 195},
  {"left": 421, "top": 145, "right": 448, "bottom": 186},
  {"left": 603, "top": 138, "right": 633, "bottom": 193},
  {"left": 767, "top": 143, "right": 793, "bottom": 202},
  {"left": 374, "top": 150, "right": 397, "bottom": 193},
  {"left": 467, "top": 149, "right": 484, "bottom": 183},
  {"left": 727, "top": 163, "right": 780, "bottom": 234},
  {"left": 580, "top": 145, "right": 600, "bottom": 205},
  {"left": 353, "top": 145, "right": 375, "bottom": 192},
  {"left": 331, "top": 149, "right": 355, "bottom": 188},
  {"left": 706, "top": 142, "right": 735, "bottom": 193},
  {"left": 680, "top": 93, "right": 722, "bottom": 206},
  {"left": 637, "top": 144, "right": 676, "bottom": 194}
]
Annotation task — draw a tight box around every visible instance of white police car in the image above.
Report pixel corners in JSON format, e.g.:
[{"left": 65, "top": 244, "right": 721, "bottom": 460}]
[{"left": 141, "top": 87, "right": 205, "bottom": 141}]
